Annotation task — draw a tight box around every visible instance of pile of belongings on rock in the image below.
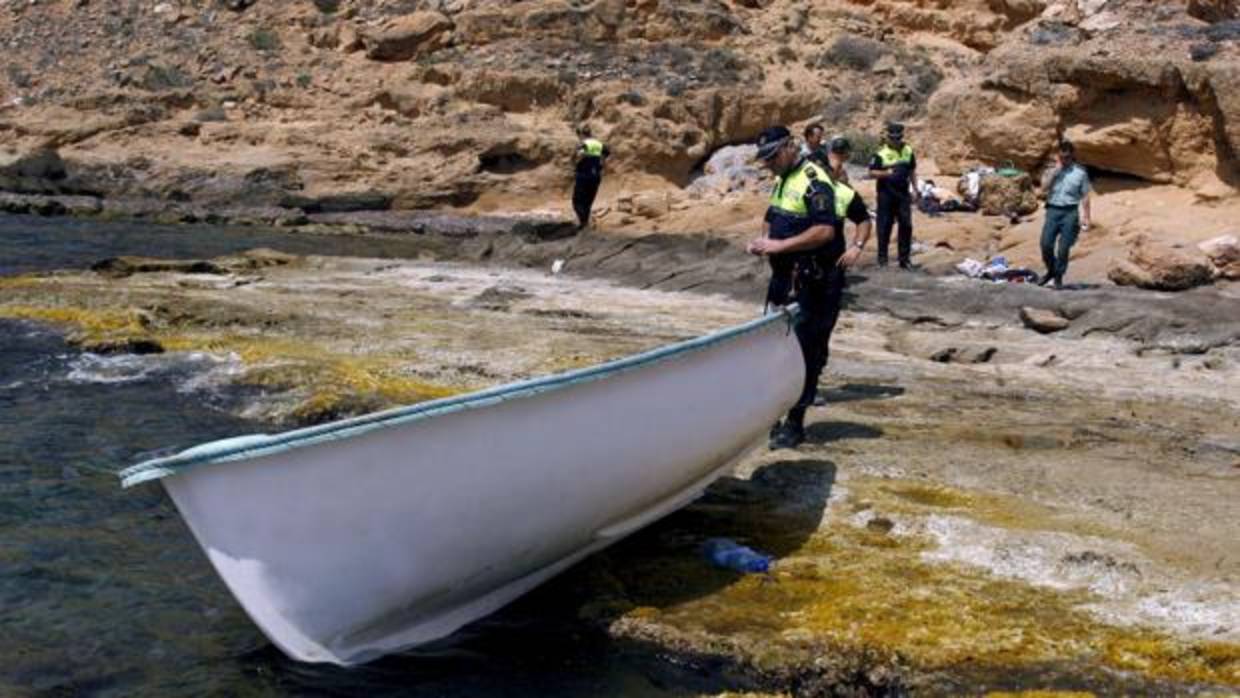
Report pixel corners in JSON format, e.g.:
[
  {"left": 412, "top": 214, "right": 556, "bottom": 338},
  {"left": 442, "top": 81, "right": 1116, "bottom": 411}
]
[
  {"left": 955, "top": 255, "right": 1039, "bottom": 283},
  {"left": 915, "top": 179, "right": 975, "bottom": 216}
]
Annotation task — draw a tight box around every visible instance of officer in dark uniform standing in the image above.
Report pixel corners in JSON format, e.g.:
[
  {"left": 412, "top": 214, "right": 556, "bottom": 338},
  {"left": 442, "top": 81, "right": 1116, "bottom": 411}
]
[
  {"left": 748, "top": 126, "right": 873, "bottom": 450},
  {"left": 572, "top": 126, "right": 609, "bottom": 230},
  {"left": 868, "top": 122, "right": 917, "bottom": 269}
]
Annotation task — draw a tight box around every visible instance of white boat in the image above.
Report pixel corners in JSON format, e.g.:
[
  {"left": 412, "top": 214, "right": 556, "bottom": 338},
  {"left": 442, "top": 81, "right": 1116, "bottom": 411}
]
[{"left": 120, "top": 308, "right": 804, "bottom": 666}]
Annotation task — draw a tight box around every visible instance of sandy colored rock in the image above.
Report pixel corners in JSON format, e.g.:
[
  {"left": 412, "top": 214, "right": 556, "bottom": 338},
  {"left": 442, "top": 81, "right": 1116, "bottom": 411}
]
[
  {"left": 1108, "top": 234, "right": 1217, "bottom": 291},
  {"left": 361, "top": 12, "right": 454, "bottom": 62},
  {"left": 927, "top": 79, "right": 1060, "bottom": 173},
  {"left": 1065, "top": 119, "right": 1172, "bottom": 183},
  {"left": 1199, "top": 233, "right": 1240, "bottom": 279},
  {"left": 1020, "top": 306, "right": 1070, "bottom": 333},
  {"left": 976, "top": 171, "right": 1038, "bottom": 217},
  {"left": 925, "top": 5, "right": 1240, "bottom": 195}
]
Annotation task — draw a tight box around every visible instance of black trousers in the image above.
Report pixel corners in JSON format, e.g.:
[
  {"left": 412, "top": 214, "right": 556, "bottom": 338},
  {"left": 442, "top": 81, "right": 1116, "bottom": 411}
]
[
  {"left": 572, "top": 176, "right": 601, "bottom": 228},
  {"left": 787, "top": 268, "right": 845, "bottom": 428},
  {"left": 876, "top": 193, "right": 913, "bottom": 265}
]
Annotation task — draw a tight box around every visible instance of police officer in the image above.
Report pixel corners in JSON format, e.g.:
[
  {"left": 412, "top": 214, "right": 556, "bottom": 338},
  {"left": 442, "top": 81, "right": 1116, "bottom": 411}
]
[
  {"left": 748, "top": 126, "right": 873, "bottom": 450},
  {"left": 572, "top": 126, "right": 609, "bottom": 230},
  {"left": 868, "top": 122, "right": 917, "bottom": 269}
]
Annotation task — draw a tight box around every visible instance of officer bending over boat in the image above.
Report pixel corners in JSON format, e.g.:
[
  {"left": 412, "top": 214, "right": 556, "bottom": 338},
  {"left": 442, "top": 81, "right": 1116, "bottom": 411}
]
[{"left": 748, "top": 126, "right": 872, "bottom": 450}]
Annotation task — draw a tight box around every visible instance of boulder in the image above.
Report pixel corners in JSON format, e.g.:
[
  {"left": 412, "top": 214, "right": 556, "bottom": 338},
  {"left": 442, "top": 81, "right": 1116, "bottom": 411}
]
[
  {"left": 926, "top": 79, "right": 1059, "bottom": 174},
  {"left": 1107, "top": 235, "right": 1216, "bottom": 291},
  {"left": 975, "top": 172, "right": 1038, "bottom": 217},
  {"left": 617, "top": 191, "right": 670, "bottom": 219},
  {"left": 686, "top": 144, "right": 766, "bottom": 197},
  {"left": 361, "top": 12, "right": 453, "bottom": 62},
  {"left": 1188, "top": 0, "right": 1238, "bottom": 22},
  {"left": 1064, "top": 120, "right": 1172, "bottom": 183},
  {"left": 1198, "top": 234, "right": 1240, "bottom": 279},
  {"left": 1020, "top": 306, "right": 1070, "bottom": 334},
  {"left": 0, "top": 148, "right": 67, "bottom": 180}
]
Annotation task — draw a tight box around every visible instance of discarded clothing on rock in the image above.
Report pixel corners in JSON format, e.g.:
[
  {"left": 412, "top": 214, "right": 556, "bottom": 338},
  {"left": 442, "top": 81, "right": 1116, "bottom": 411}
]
[{"left": 955, "top": 255, "right": 1038, "bottom": 283}]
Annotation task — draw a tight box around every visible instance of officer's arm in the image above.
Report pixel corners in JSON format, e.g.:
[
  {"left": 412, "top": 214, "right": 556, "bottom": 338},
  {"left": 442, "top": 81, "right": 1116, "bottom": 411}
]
[
  {"left": 847, "top": 196, "right": 872, "bottom": 249},
  {"left": 772, "top": 187, "right": 836, "bottom": 252},
  {"left": 868, "top": 154, "right": 888, "bottom": 179},
  {"left": 774, "top": 224, "right": 834, "bottom": 253}
]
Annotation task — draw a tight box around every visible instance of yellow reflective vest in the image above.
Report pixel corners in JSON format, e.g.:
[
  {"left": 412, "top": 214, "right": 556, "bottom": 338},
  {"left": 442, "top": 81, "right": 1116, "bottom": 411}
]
[
  {"left": 768, "top": 160, "right": 856, "bottom": 220},
  {"left": 581, "top": 138, "right": 605, "bottom": 157},
  {"left": 875, "top": 144, "right": 914, "bottom": 168}
]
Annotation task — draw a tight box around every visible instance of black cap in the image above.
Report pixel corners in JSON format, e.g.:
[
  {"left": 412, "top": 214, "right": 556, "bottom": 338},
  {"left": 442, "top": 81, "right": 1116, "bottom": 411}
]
[
  {"left": 829, "top": 136, "right": 852, "bottom": 154},
  {"left": 755, "top": 126, "right": 791, "bottom": 161},
  {"left": 886, "top": 122, "right": 905, "bottom": 138}
]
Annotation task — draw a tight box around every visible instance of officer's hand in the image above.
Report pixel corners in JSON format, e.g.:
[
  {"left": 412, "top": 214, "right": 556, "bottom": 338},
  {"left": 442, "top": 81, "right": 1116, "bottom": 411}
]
[
  {"left": 838, "top": 246, "right": 862, "bottom": 268},
  {"left": 747, "top": 238, "right": 782, "bottom": 256}
]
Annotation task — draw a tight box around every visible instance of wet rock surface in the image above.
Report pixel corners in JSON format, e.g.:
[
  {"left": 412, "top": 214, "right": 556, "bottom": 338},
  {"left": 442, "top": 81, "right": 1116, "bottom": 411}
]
[{"left": 2, "top": 219, "right": 1237, "bottom": 694}]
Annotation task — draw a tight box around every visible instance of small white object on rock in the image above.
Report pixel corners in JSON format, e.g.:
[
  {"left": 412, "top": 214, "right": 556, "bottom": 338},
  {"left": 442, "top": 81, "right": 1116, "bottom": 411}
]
[{"left": 551, "top": 259, "right": 565, "bottom": 275}]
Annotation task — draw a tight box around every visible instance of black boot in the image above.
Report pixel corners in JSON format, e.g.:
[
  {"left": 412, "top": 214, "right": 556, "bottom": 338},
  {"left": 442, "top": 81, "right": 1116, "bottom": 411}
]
[{"left": 769, "top": 412, "right": 806, "bottom": 450}]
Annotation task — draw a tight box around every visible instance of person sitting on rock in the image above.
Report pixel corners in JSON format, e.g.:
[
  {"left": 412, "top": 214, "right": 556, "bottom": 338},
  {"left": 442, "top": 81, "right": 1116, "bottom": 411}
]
[
  {"left": 572, "top": 126, "right": 609, "bottom": 230},
  {"left": 1038, "top": 139, "right": 1092, "bottom": 289}
]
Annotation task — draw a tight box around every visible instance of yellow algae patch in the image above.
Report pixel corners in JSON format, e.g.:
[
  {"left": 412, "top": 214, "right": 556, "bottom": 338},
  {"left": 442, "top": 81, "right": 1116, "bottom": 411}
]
[
  {"left": 160, "top": 333, "right": 462, "bottom": 422},
  {"left": 986, "top": 693, "right": 1096, "bottom": 698},
  {"left": 608, "top": 481, "right": 1240, "bottom": 690},
  {"left": 881, "top": 482, "right": 974, "bottom": 509},
  {"left": 537, "top": 351, "right": 606, "bottom": 375},
  {"left": 1104, "top": 636, "right": 1240, "bottom": 686},
  {"left": 0, "top": 304, "right": 145, "bottom": 337},
  {"left": 0, "top": 274, "right": 41, "bottom": 289},
  {"left": 852, "top": 477, "right": 1117, "bottom": 541}
]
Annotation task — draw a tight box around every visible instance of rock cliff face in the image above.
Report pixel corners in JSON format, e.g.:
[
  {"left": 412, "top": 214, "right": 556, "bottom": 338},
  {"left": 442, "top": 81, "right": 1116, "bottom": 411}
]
[
  {"left": 0, "top": 0, "right": 1236, "bottom": 210},
  {"left": 927, "top": 0, "right": 1240, "bottom": 197}
]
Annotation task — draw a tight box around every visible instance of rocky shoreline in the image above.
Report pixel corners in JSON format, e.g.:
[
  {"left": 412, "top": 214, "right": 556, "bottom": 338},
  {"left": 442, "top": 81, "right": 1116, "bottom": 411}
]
[{"left": 1, "top": 210, "right": 1237, "bottom": 694}]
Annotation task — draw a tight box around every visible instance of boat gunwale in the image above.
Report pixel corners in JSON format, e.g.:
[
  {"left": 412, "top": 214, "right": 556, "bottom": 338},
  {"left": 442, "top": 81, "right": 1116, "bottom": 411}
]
[{"left": 119, "top": 306, "right": 798, "bottom": 488}]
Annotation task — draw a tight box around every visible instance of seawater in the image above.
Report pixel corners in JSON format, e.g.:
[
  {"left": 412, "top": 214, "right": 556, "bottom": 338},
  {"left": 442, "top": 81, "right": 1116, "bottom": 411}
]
[{"left": 0, "top": 214, "right": 714, "bottom": 697}]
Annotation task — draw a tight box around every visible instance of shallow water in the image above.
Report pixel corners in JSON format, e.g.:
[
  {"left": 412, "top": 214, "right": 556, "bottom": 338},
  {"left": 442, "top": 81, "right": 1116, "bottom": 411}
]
[{"left": 0, "top": 214, "right": 714, "bottom": 697}]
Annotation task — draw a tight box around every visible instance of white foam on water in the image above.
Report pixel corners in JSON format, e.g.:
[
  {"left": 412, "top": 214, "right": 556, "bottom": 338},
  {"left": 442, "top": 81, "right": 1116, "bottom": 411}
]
[
  {"left": 66, "top": 354, "right": 163, "bottom": 384},
  {"left": 65, "top": 351, "right": 233, "bottom": 386},
  {"left": 175, "top": 352, "right": 245, "bottom": 394}
]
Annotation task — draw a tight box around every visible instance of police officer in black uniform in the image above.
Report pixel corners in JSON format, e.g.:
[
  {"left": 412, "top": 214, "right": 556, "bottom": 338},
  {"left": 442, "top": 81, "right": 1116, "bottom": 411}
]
[
  {"left": 868, "top": 122, "right": 917, "bottom": 269},
  {"left": 572, "top": 126, "right": 610, "bottom": 230},
  {"left": 748, "top": 126, "right": 873, "bottom": 450}
]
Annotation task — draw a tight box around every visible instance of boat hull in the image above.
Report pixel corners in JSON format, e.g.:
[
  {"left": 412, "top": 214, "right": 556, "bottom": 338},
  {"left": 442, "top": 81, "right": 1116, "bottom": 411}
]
[{"left": 129, "top": 310, "right": 804, "bottom": 665}]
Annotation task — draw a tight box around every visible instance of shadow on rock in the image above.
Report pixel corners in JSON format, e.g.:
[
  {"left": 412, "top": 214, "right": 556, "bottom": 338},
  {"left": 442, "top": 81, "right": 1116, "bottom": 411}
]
[
  {"left": 820, "top": 382, "right": 905, "bottom": 405},
  {"left": 805, "top": 420, "right": 884, "bottom": 445},
  {"left": 568, "top": 459, "right": 837, "bottom": 613}
]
